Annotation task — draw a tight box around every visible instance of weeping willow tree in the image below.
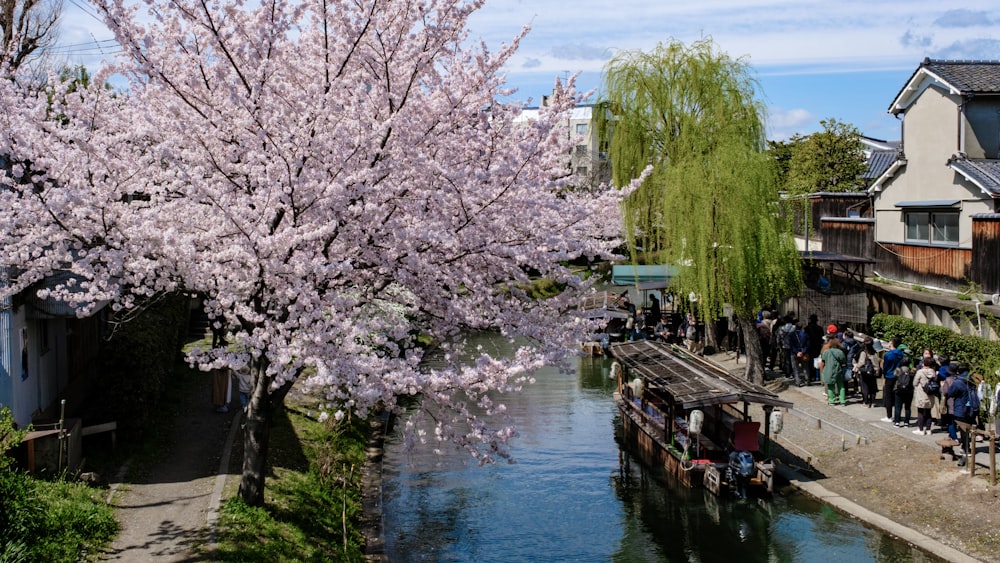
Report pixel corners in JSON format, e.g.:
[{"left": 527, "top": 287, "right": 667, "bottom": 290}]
[{"left": 596, "top": 38, "right": 802, "bottom": 383}]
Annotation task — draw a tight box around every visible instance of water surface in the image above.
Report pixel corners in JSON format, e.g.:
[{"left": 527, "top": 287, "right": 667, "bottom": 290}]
[{"left": 383, "top": 337, "right": 933, "bottom": 562}]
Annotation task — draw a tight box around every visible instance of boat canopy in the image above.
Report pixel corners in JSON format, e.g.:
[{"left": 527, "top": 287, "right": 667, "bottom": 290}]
[
  {"left": 578, "top": 291, "right": 632, "bottom": 319},
  {"left": 610, "top": 340, "right": 793, "bottom": 410},
  {"left": 611, "top": 264, "right": 678, "bottom": 289}
]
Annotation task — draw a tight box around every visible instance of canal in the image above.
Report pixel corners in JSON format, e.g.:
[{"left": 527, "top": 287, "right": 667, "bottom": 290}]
[{"left": 382, "top": 335, "right": 935, "bottom": 562}]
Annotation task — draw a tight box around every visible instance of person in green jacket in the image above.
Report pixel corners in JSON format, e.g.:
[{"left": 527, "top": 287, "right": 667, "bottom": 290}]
[{"left": 820, "top": 337, "right": 848, "bottom": 406}]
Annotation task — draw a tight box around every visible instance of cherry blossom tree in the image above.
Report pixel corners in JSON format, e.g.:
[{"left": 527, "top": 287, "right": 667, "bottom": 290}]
[{"left": 0, "top": 0, "right": 628, "bottom": 505}]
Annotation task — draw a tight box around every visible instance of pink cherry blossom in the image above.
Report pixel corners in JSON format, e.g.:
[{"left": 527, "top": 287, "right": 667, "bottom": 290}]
[{"left": 0, "top": 0, "right": 635, "bottom": 504}]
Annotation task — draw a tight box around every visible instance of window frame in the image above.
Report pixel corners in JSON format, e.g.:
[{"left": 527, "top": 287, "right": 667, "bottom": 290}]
[{"left": 903, "top": 210, "right": 959, "bottom": 246}]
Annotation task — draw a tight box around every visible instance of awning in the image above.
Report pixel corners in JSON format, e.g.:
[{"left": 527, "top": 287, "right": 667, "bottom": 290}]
[
  {"left": 611, "top": 264, "right": 678, "bottom": 289},
  {"left": 894, "top": 200, "right": 960, "bottom": 208}
]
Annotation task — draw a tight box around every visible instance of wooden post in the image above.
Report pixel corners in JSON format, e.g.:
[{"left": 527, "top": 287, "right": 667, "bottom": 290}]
[
  {"left": 763, "top": 406, "right": 773, "bottom": 458},
  {"left": 990, "top": 431, "right": 996, "bottom": 486},
  {"left": 971, "top": 429, "right": 978, "bottom": 478}
]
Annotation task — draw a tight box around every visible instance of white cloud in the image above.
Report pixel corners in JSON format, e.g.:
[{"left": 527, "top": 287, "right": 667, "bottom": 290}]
[
  {"left": 767, "top": 108, "right": 814, "bottom": 141},
  {"left": 51, "top": 0, "right": 1000, "bottom": 140},
  {"left": 934, "top": 9, "right": 997, "bottom": 28},
  {"left": 932, "top": 38, "right": 1000, "bottom": 60}
]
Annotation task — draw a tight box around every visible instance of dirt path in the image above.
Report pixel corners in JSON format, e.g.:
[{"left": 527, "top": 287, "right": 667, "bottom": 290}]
[{"left": 101, "top": 375, "right": 240, "bottom": 562}]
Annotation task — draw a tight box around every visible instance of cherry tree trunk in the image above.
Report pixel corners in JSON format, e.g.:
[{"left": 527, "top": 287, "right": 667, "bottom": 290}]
[
  {"left": 239, "top": 373, "right": 272, "bottom": 507},
  {"left": 238, "top": 367, "right": 296, "bottom": 506}
]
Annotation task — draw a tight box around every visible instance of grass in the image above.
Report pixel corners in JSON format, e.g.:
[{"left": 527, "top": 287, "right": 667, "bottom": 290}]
[
  {"left": 212, "top": 396, "right": 369, "bottom": 562},
  {"left": 0, "top": 467, "right": 117, "bottom": 562}
]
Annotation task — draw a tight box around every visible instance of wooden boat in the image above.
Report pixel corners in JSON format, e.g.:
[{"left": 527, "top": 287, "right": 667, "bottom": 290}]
[
  {"left": 578, "top": 291, "right": 632, "bottom": 355},
  {"left": 610, "top": 340, "right": 792, "bottom": 496}
]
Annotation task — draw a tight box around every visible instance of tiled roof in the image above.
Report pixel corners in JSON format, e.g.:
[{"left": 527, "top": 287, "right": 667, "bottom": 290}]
[
  {"left": 949, "top": 158, "right": 1000, "bottom": 197},
  {"left": 923, "top": 59, "right": 1000, "bottom": 93},
  {"left": 863, "top": 149, "right": 901, "bottom": 180},
  {"left": 890, "top": 58, "right": 1000, "bottom": 114}
]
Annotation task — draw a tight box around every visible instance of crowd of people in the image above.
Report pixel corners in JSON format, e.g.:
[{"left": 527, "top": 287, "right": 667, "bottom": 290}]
[
  {"left": 613, "top": 292, "right": 707, "bottom": 355},
  {"left": 757, "top": 310, "right": 994, "bottom": 468},
  {"left": 599, "top": 294, "right": 995, "bottom": 470},
  {"left": 602, "top": 292, "right": 997, "bottom": 459}
]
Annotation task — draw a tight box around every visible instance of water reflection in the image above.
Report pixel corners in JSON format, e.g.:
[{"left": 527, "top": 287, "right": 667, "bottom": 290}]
[{"left": 382, "top": 338, "right": 936, "bottom": 562}]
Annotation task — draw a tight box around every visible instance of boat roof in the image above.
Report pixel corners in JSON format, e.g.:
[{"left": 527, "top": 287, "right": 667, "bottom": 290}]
[
  {"left": 578, "top": 291, "right": 632, "bottom": 319},
  {"left": 611, "top": 264, "right": 678, "bottom": 288},
  {"left": 610, "top": 340, "right": 793, "bottom": 410}
]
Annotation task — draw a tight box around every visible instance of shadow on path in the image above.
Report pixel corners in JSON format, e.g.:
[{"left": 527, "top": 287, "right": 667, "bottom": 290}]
[{"left": 102, "top": 370, "right": 238, "bottom": 562}]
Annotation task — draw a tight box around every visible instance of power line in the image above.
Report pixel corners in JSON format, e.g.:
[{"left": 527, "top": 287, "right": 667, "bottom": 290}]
[{"left": 66, "top": 0, "right": 104, "bottom": 23}]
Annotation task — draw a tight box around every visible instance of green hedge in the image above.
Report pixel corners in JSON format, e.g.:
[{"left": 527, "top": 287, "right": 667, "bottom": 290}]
[{"left": 870, "top": 313, "right": 1000, "bottom": 383}]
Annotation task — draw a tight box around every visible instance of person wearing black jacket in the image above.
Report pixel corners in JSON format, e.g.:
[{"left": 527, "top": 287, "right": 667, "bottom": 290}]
[
  {"left": 804, "top": 314, "right": 824, "bottom": 383},
  {"left": 946, "top": 366, "right": 979, "bottom": 468}
]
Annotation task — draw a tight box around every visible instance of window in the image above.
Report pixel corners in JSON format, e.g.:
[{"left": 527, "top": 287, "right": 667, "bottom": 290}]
[
  {"left": 575, "top": 123, "right": 588, "bottom": 135},
  {"left": 576, "top": 166, "right": 589, "bottom": 176},
  {"left": 931, "top": 212, "right": 959, "bottom": 243},
  {"left": 905, "top": 211, "right": 959, "bottom": 245},
  {"left": 575, "top": 144, "right": 587, "bottom": 155}
]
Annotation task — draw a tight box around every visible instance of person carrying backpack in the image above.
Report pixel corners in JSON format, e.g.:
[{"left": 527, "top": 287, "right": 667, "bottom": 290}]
[
  {"left": 789, "top": 321, "right": 810, "bottom": 387},
  {"left": 946, "top": 364, "right": 979, "bottom": 468},
  {"left": 880, "top": 336, "right": 905, "bottom": 424},
  {"left": 853, "top": 337, "right": 880, "bottom": 407},
  {"left": 842, "top": 329, "right": 861, "bottom": 397},
  {"left": 912, "top": 357, "right": 938, "bottom": 435},
  {"left": 777, "top": 314, "right": 796, "bottom": 377},
  {"left": 893, "top": 345, "right": 915, "bottom": 427},
  {"left": 757, "top": 312, "right": 773, "bottom": 371}
]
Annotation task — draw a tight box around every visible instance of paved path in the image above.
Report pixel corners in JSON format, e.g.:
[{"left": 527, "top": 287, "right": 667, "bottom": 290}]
[{"left": 101, "top": 375, "right": 240, "bottom": 562}]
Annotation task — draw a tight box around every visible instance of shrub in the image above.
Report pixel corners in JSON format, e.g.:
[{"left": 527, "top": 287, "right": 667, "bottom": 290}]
[
  {"left": 0, "top": 407, "right": 115, "bottom": 562},
  {"left": 0, "top": 470, "right": 117, "bottom": 562},
  {"left": 870, "top": 313, "right": 1000, "bottom": 382}
]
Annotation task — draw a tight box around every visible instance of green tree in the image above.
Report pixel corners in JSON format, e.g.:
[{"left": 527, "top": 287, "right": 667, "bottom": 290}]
[
  {"left": 782, "top": 118, "right": 866, "bottom": 194},
  {"left": 597, "top": 38, "right": 801, "bottom": 383}
]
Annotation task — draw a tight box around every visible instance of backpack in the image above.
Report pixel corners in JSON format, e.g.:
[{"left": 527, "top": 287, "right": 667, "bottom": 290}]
[
  {"left": 896, "top": 366, "right": 913, "bottom": 391},
  {"left": 967, "top": 384, "right": 981, "bottom": 413},
  {"left": 923, "top": 378, "right": 941, "bottom": 396},
  {"left": 845, "top": 340, "right": 861, "bottom": 366},
  {"left": 858, "top": 356, "right": 876, "bottom": 377},
  {"left": 779, "top": 324, "right": 795, "bottom": 349}
]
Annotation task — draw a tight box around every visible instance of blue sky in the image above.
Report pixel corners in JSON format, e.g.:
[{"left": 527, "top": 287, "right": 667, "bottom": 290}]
[{"left": 58, "top": 0, "right": 1000, "bottom": 141}]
